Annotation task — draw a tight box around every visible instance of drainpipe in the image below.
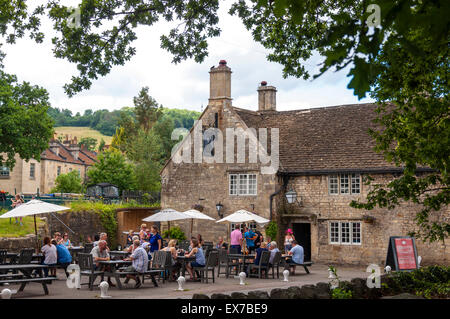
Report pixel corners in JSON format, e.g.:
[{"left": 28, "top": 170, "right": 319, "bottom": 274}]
[{"left": 269, "top": 175, "right": 289, "bottom": 221}]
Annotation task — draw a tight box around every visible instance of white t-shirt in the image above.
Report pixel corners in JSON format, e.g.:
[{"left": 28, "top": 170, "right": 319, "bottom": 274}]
[{"left": 41, "top": 244, "right": 57, "bottom": 265}]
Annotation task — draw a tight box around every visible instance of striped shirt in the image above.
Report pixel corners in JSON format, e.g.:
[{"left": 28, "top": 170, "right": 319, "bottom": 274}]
[{"left": 131, "top": 246, "right": 148, "bottom": 273}]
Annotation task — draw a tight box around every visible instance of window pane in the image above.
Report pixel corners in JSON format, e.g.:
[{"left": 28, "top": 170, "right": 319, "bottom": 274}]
[
  {"left": 340, "top": 174, "right": 349, "bottom": 194},
  {"left": 351, "top": 173, "right": 361, "bottom": 194},
  {"left": 229, "top": 174, "right": 237, "bottom": 195},
  {"left": 1, "top": 166, "right": 10, "bottom": 176},
  {"left": 329, "top": 175, "right": 338, "bottom": 194},
  {"left": 330, "top": 222, "right": 340, "bottom": 243},
  {"left": 30, "top": 163, "right": 35, "bottom": 178},
  {"left": 341, "top": 222, "right": 350, "bottom": 243},
  {"left": 239, "top": 174, "right": 248, "bottom": 195},
  {"left": 248, "top": 174, "right": 257, "bottom": 195},
  {"left": 352, "top": 222, "right": 361, "bottom": 244}
]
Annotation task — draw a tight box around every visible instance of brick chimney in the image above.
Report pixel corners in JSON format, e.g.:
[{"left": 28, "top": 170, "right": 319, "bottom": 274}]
[
  {"left": 209, "top": 60, "right": 232, "bottom": 103},
  {"left": 257, "top": 81, "right": 277, "bottom": 112}
]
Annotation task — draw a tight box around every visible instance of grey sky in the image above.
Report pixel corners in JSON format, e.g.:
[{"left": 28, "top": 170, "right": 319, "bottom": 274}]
[{"left": 2, "top": 0, "right": 373, "bottom": 114}]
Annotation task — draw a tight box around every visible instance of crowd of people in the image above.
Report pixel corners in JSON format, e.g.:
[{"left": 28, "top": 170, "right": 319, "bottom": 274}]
[{"left": 38, "top": 224, "right": 305, "bottom": 284}]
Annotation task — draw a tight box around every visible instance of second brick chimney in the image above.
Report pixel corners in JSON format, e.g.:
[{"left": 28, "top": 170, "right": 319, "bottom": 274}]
[
  {"left": 209, "top": 60, "right": 232, "bottom": 103},
  {"left": 257, "top": 81, "right": 277, "bottom": 112}
]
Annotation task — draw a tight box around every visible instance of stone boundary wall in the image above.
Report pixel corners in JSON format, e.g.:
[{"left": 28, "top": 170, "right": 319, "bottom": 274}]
[{"left": 0, "top": 234, "right": 38, "bottom": 252}]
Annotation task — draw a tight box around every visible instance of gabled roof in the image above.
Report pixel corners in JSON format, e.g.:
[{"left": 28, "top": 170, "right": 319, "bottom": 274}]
[
  {"left": 41, "top": 140, "right": 97, "bottom": 166},
  {"left": 233, "top": 103, "right": 399, "bottom": 173}
]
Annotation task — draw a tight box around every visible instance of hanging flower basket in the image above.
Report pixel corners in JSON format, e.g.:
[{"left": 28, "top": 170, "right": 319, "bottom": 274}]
[{"left": 362, "top": 215, "right": 375, "bottom": 224}]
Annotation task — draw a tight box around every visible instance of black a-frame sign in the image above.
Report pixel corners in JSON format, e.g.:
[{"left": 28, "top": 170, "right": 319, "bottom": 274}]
[{"left": 385, "top": 236, "right": 419, "bottom": 271}]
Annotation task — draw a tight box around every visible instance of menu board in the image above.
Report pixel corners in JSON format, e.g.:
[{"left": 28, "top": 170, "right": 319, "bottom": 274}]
[
  {"left": 385, "top": 236, "right": 418, "bottom": 271},
  {"left": 394, "top": 238, "right": 417, "bottom": 270}
]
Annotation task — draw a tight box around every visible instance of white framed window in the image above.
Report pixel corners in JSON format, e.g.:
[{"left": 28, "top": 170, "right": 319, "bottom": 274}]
[
  {"left": 329, "top": 174, "right": 361, "bottom": 195},
  {"left": 229, "top": 173, "right": 257, "bottom": 196},
  {"left": 231, "top": 222, "right": 256, "bottom": 233},
  {"left": 30, "top": 163, "right": 35, "bottom": 179},
  {"left": 329, "top": 221, "right": 362, "bottom": 245},
  {"left": 0, "top": 166, "right": 10, "bottom": 177},
  {"left": 329, "top": 175, "right": 338, "bottom": 194},
  {"left": 351, "top": 173, "right": 361, "bottom": 194}
]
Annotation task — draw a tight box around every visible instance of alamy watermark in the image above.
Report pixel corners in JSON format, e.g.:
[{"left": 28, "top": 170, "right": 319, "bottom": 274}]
[
  {"left": 366, "top": 4, "right": 381, "bottom": 27},
  {"left": 170, "top": 120, "right": 279, "bottom": 175},
  {"left": 67, "top": 6, "right": 81, "bottom": 29}
]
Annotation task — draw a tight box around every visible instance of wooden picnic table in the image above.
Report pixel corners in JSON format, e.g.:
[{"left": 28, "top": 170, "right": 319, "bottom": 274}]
[
  {"left": 227, "top": 254, "right": 256, "bottom": 273},
  {"left": 176, "top": 255, "right": 195, "bottom": 277},
  {"left": 282, "top": 255, "right": 313, "bottom": 274},
  {"left": 6, "top": 253, "right": 43, "bottom": 264},
  {"left": 97, "top": 259, "right": 159, "bottom": 289},
  {"left": 0, "top": 264, "right": 56, "bottom": 295},
  {"left": 109, "top": 250, "right": 131, "bottom": 260}
]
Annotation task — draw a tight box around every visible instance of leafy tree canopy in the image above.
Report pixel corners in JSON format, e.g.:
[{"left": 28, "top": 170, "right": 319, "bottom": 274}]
[
  {"left": 51, "top": 170, "right": 83, "bottom": 194},
  {"left": 78, "top": 136, "right": 97, "bottom": 151},
  {"left": 87, "top": 148, "right": 137, "bottom": 192},
  {"left": 0, "top": 70, "right": 54, "bottom": 169}
]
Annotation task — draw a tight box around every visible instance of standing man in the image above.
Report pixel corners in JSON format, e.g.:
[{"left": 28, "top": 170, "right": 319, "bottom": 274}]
[
  {"left": 244, "top": 226, "right": 257, "bottom": 254},
  {"left": 230, "top": 224, "right": 243, "bottom": 254}
]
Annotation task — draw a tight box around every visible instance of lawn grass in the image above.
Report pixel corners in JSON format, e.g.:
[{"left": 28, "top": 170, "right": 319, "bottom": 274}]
[
  {"left": 0, "top": 209, "right": 44, "bottom": 237},
  {"left": 54, "top": 127, "right": 113, "bottom": 149}
]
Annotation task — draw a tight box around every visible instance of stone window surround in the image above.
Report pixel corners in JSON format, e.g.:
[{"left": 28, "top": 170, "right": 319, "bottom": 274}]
[
  {"left": 329, "top": 220, "right": 362, "bottom": 245},
  {"left": 29, "top": 163, "right": 35, "bottom": 179},
  {"left": 328, "top": 173, "right": 361, "bottom": 195},
  {"left": 0, "top": 166, "right": 10, "bottom": 178}
]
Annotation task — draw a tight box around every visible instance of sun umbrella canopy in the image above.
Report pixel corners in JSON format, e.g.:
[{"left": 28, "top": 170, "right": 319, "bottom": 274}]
[
  {"left": 216, "top": 209, "right": 270, "bottom": 225},
  {"left": 183, "top": 209, "right": 216, "bottom": 221},
  {"left": 142, "top": 208, "right": 191, "bottom": 222},
  {"left": 0, "top": 200, "right": 70, "bottom": 218}
]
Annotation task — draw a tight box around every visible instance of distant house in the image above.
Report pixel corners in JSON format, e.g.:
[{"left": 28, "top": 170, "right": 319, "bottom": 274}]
[
  {"left": 0, "top": 136, "right": 97, "bottom": 195},
  {"left": 160, "top": 60, "right": 449, "bottom": 265}
]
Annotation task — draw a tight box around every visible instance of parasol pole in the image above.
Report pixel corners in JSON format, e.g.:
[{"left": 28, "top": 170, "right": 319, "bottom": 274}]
[
  {"left": 190, "top": 218, "right": 193, "bottom": 239},
  {"left": 168, "top": 221, "right": 171, "bottom": 238},
  {"left": 34, "top": 215, "right": 39, "bottom": 252}
]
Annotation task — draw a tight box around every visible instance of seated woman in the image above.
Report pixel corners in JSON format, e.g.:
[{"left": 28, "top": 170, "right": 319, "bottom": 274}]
[
  {"left": 184, "top": 239, "right": 205, "bottom": 281},
  {"left": 126, "top": 230, "right": 134, "bottom": 247},
  {"left": 41, "top": 237, "right": 57, "bottom": 277},
  {"left": 247, "top": 242, "right": 268, "bottom": 275},
  {"left": 162, "top": 239, "right": 181, "bottom": 280},
  {"left": 126, "top": 235, "right": 140, "bottom": 253},
  {"left": 60, "top": 233, "right": 71, "bottom": 247}
]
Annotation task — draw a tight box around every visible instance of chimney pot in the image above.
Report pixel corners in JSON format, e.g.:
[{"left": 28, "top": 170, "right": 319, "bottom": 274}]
[
  {"left": 261, "top": 81, "right": 267, "bottom": 86},
  {"left": 219, "top": 60, "right": 227, "bottom": 65}
]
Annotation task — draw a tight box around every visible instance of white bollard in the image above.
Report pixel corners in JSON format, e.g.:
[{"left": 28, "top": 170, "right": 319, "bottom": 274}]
[
  {"left": 1, "top": 289, "right": 12, "bottom": 299},
  {"left": 384, "top": 265, "right": 392, "bottom": 274},
  {"left": 177, "top": 276, "right": 186, "bottom": 291},
  {"left": 328, "top": 268, "right": 336, "bottom": 280},
  {"left": 418, "top": 256, "right": 422, "bottom": 268},
  {"left": 282, "top": 269, "right": 289, "bottom": 282},
  {"left": 99, "top": 281, "right": 111, "bottom": 298},
  {"left": 239, "top": 272, "right": 246, "bottom": 285}
]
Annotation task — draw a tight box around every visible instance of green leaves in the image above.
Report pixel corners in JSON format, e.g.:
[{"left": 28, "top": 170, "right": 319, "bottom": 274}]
[
  {"left": 51, "top": 170, "right": 84, "bottom": 194},
  {"left": 0, "top": 70, "right": 54, "bottom": 169}
]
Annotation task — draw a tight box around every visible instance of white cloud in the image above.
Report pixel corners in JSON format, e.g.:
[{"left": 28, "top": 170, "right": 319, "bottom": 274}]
[{"left": 2, "top": 0, "right": 373, "bottom": 114}]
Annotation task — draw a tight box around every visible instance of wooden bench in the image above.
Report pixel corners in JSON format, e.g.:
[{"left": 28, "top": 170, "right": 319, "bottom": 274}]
[
  {"left": 116, "top": 270, "right": 160, "bottom": 287},
  {"left": 286, "top": 261, "right": 314, "bottom": 274},
  {"left": 0, "top": 277, "right": 57, "bottom": 295}
]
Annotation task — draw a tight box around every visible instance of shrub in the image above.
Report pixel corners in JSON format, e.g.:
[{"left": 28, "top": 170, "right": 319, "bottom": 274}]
[
  {"left": 51, "top": 170, "right": 84, "bottom": 194},
  {"left": 331, "top": 287, "right": 353, "bottom": 299},
  {"left": 162, "top": 226, "right": 186, "bottom": 241},
  {"left": 265, "top": 221, "right": 278, "bottom": 242}
]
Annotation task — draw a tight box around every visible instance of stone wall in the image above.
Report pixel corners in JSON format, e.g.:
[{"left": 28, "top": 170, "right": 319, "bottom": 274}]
[
  {"left": 46, "top": 211, "right": 106, "bottom": 245},
  {"left": 161, "top": 100, "right": 277, "bottom": 242},
  {"left": 278, "top": 174, "right": 450, "bottom": 266},
  {"left": 0, "top": 234, "right": 38, "bottom": 252}
]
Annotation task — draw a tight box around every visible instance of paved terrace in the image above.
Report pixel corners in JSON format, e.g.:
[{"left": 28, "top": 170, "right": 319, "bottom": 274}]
[{"left": 5, "top": 263, "right": 368, "bottom": 299}]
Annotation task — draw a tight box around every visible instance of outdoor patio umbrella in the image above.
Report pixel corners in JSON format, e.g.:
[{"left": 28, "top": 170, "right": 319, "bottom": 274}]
[
  {"left": 182, "top": 209, "right": 216, "bottom": 238},
  {"left": 142, "top": 208, "right": 190, "bottom": 232},
  {"left": 0, "top": 199, "right": 71, "bottom": 250},
  {"left": 216, "top": 209, "right": 270, "bottom": 225}
]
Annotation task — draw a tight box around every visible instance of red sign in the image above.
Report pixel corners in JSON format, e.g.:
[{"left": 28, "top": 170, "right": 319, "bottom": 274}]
[{"left": 394, "top": 238, "right": 417, "bottom": 269}]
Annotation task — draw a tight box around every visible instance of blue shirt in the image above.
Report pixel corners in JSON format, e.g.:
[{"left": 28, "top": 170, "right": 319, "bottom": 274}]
[
  {"left": 290, "top": 244, "right": 304, "bottom": 264},
  {"left": 56, "top": 244, "right": 72, "bottom": 264},
  {"left": 254, "top": 247, "right": 268, "bottom": 265},
  {"left": 195, "top": 247, "right": 205, "bottom": 266},
  {"left": 149, "top": 233, "right": 162, "bottom": 252},
  {"left": 244, "top": 230, "right": 256, "bottom": 248}
]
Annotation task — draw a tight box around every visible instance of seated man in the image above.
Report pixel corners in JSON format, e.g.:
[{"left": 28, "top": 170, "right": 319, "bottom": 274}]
[
  {"left": 56, "top": 241, "right": 72, "bottom": 278},
  {"left": 123, "top": 239, "right": 148, "bottom": 288},
  {"left": 90, "top": 240, "right": 115, "bottom": 287},
  {"left": 268, "top": 241, "right": 280, "bottom": 265},
  {"left": 286, "top": 240, "right": 304, "bottom": 275},
  {"left": 216, "top": 236, "right": 228, "bottom": 250}
]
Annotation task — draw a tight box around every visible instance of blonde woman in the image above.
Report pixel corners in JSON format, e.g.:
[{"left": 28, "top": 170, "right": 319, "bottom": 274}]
[
  {"left": 162, "top": 239, "right": 180, "bottom": 280},
  {"left": 11, "top": 194, "right": 24, "bottom": 225},
  {"left": 139, "top": 224, "right": 147, "bottom": 242}
]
